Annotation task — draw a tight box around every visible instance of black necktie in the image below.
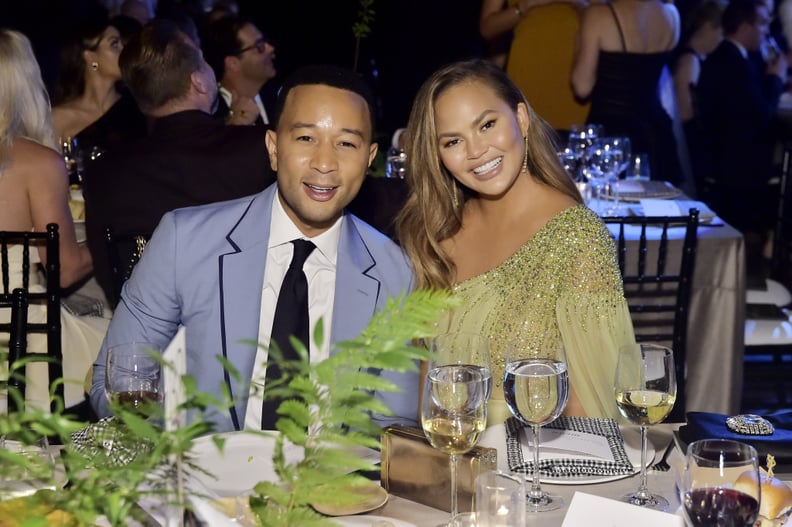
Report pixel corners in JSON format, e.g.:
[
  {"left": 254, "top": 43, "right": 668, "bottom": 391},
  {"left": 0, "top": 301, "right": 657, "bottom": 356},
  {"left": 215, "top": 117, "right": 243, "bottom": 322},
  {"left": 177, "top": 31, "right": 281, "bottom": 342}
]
[{"left": 261, "top": 239, "right": 315, "bottom": 429}]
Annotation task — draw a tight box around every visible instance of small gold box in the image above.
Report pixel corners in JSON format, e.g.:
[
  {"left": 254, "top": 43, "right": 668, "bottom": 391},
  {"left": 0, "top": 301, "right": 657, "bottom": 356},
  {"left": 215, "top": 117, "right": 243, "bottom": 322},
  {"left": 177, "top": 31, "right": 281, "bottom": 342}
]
[{"left": 380, "top": 425, "right": 497, "bottom": 513}]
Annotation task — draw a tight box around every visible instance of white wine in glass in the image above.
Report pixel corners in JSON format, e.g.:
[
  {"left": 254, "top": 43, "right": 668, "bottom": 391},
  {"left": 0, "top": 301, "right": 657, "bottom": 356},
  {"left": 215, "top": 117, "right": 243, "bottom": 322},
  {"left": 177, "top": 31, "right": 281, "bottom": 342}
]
[
  {"left": 504, "top": 341, "right": 569, "bottom": 512},
  {"left": 421, "top": 333, "right": 491, "bottom": 525},
  {"left": 614, "top": 343, "right": 676, "bottom": 510}
]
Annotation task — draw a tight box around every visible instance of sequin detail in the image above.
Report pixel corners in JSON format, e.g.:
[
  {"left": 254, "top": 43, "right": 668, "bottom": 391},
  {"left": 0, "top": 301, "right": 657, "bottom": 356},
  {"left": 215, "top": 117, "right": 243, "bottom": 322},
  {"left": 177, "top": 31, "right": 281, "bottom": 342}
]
[{"left": 446, "top": 205, "right": 628, "bottom": 391}]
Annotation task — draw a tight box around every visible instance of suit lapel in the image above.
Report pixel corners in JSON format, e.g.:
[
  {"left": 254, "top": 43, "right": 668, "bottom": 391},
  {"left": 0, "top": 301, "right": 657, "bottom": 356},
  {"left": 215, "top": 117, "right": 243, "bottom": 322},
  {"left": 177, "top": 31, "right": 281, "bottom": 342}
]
[
  {"left": 219, "top": 185, "right": 277, "bottom": 428},
  {"left": 331, "top": 216, "right": 381, "bottom": 346}
]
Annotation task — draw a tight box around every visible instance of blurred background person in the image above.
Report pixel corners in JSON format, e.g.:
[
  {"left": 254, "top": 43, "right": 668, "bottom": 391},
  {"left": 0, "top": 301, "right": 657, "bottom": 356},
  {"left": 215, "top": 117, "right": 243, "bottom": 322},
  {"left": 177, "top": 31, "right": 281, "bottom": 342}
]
[
  {"left": 696, "top": 0, "right": 786, "bottom": 281},
  {"left": 672, "top": 0, "right": 725, "bottom": 195},
  {"left": 479, "top": 0, "right": 589, "bottom": 134},
  {"left": 0, "top": 29, "right": 109, "bottom": 413},
  {"left": 571, "top": 0, "right": 683, "bottom": 184},
  {"left": 51, "top": 13, "right": 147, "bottom": 157},
  {"left": 202, "top": 15, "right": 277, "bottom": 127}
]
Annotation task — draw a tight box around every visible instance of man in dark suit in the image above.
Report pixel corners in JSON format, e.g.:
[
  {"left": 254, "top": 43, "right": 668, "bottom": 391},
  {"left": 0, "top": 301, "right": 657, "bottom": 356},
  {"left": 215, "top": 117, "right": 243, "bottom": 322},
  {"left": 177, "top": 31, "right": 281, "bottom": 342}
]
[
  {"left": 697, "top": 0, "right": 786, "bottom": 274},
  {"left": 83, "top": 20, "right": 275, "bottom": 305},
  {"left": 202, "top": 15, "right": 277, "bottom": 127}
]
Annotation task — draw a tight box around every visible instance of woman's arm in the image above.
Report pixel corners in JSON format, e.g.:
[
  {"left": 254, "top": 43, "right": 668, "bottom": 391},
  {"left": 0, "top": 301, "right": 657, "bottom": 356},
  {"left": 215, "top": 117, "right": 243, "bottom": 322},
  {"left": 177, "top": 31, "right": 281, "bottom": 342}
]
[
  {"left": 24, "top": 141, "right": 93, "bottom": 287},
  {"left": 672, "top": 53, "right": 699, "bottom": 122},
  {"left": 480, "top": 0, "right": 587, "bottom": 40},
  {"left": 570, "top": 5, "right": 602, "bottom": 99}
]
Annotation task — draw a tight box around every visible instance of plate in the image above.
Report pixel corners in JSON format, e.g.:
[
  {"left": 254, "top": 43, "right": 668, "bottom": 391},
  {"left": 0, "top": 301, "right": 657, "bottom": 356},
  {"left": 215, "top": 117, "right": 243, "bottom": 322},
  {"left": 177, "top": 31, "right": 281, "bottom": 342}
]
[
  {"left": 311, "top": 482, "right": 389, "bottom": 516},
  {"left": 540, "top": 426, "right": 656, "bottom": 485},
  {"left": 189, "top": 432, "right": 295, "bottom": 497},
  {"left": 612, "top": 180, "right": 682, "bottom": 202},
  {"left": 333, "top": 515, "right": 417, "bottom": 527}
]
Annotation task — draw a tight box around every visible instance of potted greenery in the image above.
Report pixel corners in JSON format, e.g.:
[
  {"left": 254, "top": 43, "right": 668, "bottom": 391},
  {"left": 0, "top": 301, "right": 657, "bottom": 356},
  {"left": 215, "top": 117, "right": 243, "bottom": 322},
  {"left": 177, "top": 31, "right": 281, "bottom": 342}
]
[{"left": 0, "top": 289, "right": 454, "bottom": 526}]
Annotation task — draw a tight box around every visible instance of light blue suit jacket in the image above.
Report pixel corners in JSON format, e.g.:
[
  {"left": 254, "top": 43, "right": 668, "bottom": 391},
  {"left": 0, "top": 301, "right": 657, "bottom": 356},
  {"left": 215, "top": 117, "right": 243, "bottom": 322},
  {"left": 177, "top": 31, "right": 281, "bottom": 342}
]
[{"left": 90, "top": 184, "right": 416, "bottom": 431}]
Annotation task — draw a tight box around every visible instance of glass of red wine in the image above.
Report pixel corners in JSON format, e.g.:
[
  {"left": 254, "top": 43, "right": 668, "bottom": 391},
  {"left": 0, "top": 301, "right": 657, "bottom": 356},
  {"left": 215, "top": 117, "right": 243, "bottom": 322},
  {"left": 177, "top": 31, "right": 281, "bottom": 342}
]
[
  {"left": 105, "top": 342, "right": 163, "bottom": 416},
  {"left": 681, "top": 439, "right": 760, "bottom": 527}
]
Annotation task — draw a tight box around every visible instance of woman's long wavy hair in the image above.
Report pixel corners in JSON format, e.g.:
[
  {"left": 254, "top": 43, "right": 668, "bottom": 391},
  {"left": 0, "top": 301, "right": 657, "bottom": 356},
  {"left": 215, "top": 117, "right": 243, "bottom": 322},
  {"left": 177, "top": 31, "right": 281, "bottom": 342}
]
[
  {"left": 0, "top": 29, "right": 59, "bottom": 168},
  {"left": 52, "top": 17, "right": 113, "bottom": 105},
  {"left": 396, "top": 59, "right": 582, "bottom": 291}
]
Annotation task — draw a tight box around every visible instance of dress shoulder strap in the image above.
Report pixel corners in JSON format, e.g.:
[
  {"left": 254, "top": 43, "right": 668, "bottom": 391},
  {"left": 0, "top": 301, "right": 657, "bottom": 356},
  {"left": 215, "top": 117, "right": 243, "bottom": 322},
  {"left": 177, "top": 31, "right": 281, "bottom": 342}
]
[{"left": 606, "top": 2, "right": 627, "bottom": 52}]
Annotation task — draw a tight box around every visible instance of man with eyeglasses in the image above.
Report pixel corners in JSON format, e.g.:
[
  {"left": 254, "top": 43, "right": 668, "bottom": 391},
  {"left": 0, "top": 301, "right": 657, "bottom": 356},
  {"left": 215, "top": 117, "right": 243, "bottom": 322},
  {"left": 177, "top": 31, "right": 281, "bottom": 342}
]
[{"left": 203, "top": 15, "right": 277, "bottom": 127}]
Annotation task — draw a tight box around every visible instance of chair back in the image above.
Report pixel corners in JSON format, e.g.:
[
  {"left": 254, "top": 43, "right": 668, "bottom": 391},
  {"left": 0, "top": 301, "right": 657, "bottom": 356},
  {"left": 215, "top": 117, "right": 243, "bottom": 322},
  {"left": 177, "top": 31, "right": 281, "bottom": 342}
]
[
  {"left": 0, "top": 224, "right": 62, "bottom": 411},
  {"left": 603, "top": 209, "right": 699, "bottom": 421},
  {"left": 0, "top": 288, "right": 29, "bottom": 412},
  {"left": 104, "top": 228, "right": 151, "bottom": 307}
]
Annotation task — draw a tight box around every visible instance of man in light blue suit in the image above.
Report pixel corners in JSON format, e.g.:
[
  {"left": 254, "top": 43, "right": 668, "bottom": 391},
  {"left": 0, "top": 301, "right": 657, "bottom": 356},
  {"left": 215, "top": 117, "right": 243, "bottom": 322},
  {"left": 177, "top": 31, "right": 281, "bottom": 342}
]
[{"left": 89, "top": 62, "right": 416, "bottom": 432}]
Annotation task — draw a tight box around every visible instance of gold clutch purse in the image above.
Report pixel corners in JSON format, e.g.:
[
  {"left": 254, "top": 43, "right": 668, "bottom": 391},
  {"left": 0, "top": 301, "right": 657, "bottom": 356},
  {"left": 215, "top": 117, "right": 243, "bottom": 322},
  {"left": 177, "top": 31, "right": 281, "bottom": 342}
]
[{"left": 380, "top": 425, "right": 497, "bottom": 513}]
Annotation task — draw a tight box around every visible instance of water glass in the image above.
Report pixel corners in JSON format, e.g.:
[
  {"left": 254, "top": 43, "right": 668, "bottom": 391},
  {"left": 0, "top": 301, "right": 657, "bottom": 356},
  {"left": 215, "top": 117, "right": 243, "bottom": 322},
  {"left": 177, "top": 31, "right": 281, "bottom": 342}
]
[{"left": 475, "top": 470, "right": 526, "bottom": 526}]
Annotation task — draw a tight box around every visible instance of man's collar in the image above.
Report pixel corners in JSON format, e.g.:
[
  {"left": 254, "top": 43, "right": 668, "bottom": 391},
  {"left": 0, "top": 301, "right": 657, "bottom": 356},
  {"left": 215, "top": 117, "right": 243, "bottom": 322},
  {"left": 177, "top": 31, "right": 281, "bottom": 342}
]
[
  {"left": 269, "top": 189, "right": 342, "bottom": 263},
  {"left": 726, "top": 38, "right": 749, "bottom": 59}
]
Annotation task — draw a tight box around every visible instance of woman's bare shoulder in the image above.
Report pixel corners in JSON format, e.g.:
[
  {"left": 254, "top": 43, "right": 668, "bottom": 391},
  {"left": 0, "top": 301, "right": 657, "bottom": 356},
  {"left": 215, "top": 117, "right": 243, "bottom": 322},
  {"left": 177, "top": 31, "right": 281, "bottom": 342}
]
[{"left": 10, "top": 138, "right": 64, "bottom": 175}]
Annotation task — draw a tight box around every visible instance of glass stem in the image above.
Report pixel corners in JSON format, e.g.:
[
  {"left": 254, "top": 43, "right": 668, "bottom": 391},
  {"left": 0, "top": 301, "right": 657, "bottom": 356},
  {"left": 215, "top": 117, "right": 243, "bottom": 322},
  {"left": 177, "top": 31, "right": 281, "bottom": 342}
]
[
  {"left": 450, "top": 453, "right": 459, "bottom": 519},
  {"left": 529, "top": 424, "right": 543, "bottom": 499},
  {"left": 636, "top": 425, "right": 650, "bottom": 499}
]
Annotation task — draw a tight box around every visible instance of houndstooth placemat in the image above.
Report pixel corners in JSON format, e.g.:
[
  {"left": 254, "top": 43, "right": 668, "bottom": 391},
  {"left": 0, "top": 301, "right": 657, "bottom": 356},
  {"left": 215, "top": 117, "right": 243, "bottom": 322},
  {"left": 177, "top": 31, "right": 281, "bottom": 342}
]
[
  {"left": 70, "top": 416, "right": 151, "bottom": 466},
  {"left": 506, "top": 416, "right": 634, "bottom": 478}
]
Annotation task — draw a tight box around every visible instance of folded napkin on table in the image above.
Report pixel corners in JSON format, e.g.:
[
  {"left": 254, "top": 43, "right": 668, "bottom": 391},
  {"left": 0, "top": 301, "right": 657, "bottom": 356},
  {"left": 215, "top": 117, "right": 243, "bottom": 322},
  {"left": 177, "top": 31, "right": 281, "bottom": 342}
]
[
  {"left": 505, "top": 416, "right": 634, "bottom": 478},
  {"left": 679, "top": 412, "right": 792, "bottom": 464},
  {"left": 70, "top": 416, "right": 152, "bottom": 466}
]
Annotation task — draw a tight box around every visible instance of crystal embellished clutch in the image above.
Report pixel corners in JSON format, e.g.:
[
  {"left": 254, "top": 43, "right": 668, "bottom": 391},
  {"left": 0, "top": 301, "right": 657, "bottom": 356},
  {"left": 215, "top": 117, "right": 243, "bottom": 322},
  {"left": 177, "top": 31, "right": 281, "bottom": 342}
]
[{"left": 380, "top": 425, "right": 497, "bottom": 513}]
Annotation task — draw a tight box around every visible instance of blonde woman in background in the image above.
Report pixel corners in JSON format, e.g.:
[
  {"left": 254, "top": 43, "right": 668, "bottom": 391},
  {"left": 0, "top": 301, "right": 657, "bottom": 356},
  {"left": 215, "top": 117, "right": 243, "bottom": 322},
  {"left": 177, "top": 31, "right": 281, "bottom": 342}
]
[
  {"left": 0, "top": 29, "right": 109, "bottom": 412},
  {"left": 397, "top": 59, "right": 635, "bottom": 425}
]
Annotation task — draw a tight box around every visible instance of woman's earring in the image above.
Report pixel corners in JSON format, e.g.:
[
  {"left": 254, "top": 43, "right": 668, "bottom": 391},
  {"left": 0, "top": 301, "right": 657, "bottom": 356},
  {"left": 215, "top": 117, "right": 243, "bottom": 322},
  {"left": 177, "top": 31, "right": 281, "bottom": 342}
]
[
  {"left": 522, "top": 135, "right": 529, "bottom": 173},
  {"left": 450, "top": 181, "right": 459, "bottom": 208},
  {"left": 91, "top": 62, "right": 99, "bottom": 71}
]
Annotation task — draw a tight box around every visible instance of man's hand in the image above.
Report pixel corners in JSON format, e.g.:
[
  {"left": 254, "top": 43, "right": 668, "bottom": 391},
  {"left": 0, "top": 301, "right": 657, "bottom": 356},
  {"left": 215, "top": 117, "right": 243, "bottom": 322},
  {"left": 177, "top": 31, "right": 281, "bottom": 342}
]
[{"left": 226, "top": 92, "right": 259, "bottom": 126}]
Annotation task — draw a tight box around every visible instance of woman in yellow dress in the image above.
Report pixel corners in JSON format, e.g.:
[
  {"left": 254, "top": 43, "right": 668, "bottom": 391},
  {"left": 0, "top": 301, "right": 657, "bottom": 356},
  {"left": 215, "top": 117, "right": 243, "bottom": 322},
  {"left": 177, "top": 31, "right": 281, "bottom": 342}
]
[
  {"left": 479, "top": 0, "right": 590, "bottom": 131},
  {"left": 397, "top": 59, "right": 635, "bottom": 425}
]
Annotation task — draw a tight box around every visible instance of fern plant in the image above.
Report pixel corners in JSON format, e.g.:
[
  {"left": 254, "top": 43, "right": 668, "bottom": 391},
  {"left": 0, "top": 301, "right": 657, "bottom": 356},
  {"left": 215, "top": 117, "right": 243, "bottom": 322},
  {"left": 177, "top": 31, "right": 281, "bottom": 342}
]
[
  {"left": 0, "top": 289, "right": 456, "bottom": 526},
  {"left": 249, "top": 289, "right": 456, "bottom": 526}
]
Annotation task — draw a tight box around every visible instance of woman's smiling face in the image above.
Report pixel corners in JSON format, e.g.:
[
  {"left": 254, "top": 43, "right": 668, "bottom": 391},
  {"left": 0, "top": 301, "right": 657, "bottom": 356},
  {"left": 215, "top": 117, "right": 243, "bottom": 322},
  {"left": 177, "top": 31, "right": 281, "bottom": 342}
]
[{"left": 434, "top": 79, "right": 529, "bottom": 199}]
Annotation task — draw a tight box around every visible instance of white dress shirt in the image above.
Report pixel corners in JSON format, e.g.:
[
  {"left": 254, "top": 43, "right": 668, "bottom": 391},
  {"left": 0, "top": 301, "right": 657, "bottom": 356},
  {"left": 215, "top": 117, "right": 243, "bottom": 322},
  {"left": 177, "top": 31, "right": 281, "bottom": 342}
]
[
  {"left": 219, "top": 85, "right": 269, "bottom": 125},
  {"left": 244, "top": 190, "right": 340, "bottom": 428}
]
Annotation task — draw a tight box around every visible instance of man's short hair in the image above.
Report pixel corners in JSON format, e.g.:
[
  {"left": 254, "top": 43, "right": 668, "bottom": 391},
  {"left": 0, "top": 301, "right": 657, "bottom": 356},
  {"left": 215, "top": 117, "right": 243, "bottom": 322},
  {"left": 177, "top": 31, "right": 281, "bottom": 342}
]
[
  {"left": 119, "top": 19, "right": 203, "bottom": 114},
  {"left": 722, "top": 0, "right": 763, "bottom": 36},
  {"left": 272, "top": 64, "right": 377, "bottom": 137},
  {"left": 201, "top": 15, "right": 249, "bottom": 81}
]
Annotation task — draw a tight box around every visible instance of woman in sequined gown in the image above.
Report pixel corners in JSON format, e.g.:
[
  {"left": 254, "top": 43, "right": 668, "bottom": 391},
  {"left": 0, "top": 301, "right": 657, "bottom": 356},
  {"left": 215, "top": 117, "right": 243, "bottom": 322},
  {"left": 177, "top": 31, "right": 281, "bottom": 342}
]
[{"left": 397, "top": 59, "right": 636, "bottom": 425}]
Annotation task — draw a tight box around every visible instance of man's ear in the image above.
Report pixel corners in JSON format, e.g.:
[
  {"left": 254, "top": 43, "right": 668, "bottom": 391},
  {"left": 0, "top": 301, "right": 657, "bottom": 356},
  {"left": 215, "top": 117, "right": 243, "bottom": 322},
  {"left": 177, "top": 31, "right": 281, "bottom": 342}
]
[
  {"left": 265, "top": 129, "right": 278, "bottom": 171},
  {"left": 367, "top": 142, "right": 378, "bottom": 167},
  {"left": 224, "top": 55, "right": 239, "bottom": 76},
  {"left": 190, "top": 71, "right": 209, "bottom": 95}
]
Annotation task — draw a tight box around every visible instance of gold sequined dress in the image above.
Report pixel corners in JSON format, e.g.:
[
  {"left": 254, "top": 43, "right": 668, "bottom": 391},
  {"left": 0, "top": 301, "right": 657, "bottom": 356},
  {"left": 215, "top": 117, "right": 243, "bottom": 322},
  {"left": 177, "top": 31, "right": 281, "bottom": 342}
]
[{"left": 445, "top": 205, "right": 635, "bottom": 425}]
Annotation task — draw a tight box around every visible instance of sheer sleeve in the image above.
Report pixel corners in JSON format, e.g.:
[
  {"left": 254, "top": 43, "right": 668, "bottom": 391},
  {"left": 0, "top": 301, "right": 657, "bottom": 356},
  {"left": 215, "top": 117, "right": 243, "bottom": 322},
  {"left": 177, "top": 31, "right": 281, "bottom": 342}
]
[{"left": 557, "top": 219, "right": 635, "bottom": 419}]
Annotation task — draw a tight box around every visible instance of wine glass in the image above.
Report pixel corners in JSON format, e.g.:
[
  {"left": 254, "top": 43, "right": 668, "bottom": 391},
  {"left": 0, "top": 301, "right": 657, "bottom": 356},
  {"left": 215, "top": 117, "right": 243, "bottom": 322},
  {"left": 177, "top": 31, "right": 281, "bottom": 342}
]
[
  {"left": 681, "top": 439, "right": 760, "bottom": 527},
  {"left": 421, "top": 333, "right": 491, "bottom": 525},
  {"left": 105, "top": 342, "right": 163, "bottom": 415},
  {"left": 614, "top": 343, "right": 677, "bottom": 510},
  {"left": 504, "top": 340, "right": 569, "bottom": 512},
  {"left": 567, "top": 123, "right": 603, "bottom": 162}
]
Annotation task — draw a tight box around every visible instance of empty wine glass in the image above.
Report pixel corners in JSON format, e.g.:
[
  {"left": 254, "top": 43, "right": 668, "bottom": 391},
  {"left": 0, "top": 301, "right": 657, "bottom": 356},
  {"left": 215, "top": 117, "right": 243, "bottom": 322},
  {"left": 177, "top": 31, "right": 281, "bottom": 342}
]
[
  {"left": 421, "top": 333, "right": 491, "bottom": 525},
  {"left": 504, "top": 340, "right": 569, "bottom": 512},
  {"left": 105, "top": 342, "right": 163, "bottom": 415},
  {"left": 0, "top": 435, "right": 57, "bottom": 500},
  {"left": 567, "top": 123, "right": 603, "bottom": 161},
  {"left": 681, "top": 439, "right": 760, "bottom": 527},
  {"left": 614, "top": 343, "right": 677, "bottom": 510}
]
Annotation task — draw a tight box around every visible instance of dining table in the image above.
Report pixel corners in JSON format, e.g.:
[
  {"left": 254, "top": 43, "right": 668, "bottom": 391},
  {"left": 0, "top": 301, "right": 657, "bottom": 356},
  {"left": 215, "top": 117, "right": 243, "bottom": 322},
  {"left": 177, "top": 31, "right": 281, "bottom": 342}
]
[
  {"left": 362, "top": 422, "right": 792, "bottom": 527},
  {"left": 596, "top": 191, "right": 746, "bottom": 416}
]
